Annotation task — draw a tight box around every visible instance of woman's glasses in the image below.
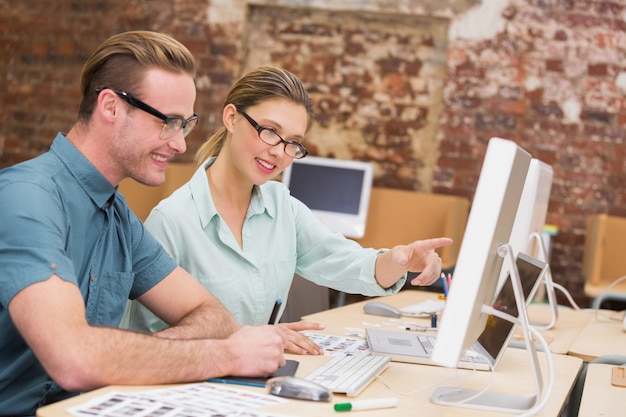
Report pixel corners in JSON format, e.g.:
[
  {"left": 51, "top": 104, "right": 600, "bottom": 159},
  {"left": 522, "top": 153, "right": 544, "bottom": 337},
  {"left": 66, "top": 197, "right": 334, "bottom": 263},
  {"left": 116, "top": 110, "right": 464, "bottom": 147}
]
[{"left": 238, "top": 110, "right": 308, "bottom": 159}]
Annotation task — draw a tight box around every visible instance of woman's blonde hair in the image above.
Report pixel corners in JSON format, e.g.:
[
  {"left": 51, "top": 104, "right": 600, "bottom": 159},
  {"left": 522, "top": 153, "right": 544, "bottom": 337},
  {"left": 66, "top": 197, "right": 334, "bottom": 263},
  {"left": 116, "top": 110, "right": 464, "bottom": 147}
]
[{"left": 195, "top": 66, "right": 314, "bottom": 166}]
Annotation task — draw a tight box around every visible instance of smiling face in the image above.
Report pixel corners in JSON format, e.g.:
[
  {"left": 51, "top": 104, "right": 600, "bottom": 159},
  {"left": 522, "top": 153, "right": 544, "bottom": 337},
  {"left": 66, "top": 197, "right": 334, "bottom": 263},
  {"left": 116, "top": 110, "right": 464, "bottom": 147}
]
[
  {"left": 224, "top": 98, "right": 309, "bottom": 186},
  {"left": 107, "top": 68, "right": 197, "bottom": 186}
]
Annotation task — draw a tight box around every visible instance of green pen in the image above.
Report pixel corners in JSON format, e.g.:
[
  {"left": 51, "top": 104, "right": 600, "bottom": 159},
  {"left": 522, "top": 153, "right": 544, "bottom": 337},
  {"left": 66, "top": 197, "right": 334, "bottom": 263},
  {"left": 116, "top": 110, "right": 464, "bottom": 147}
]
[{"left": 334, "top": 397, "right": 398, "bottom": 412}]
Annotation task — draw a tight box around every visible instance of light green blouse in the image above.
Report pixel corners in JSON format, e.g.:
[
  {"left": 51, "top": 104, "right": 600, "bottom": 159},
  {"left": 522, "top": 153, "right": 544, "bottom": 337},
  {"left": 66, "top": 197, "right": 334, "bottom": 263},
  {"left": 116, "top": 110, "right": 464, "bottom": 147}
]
[{"left": 123, "top": 159, "right": 405, "bottom": 331}]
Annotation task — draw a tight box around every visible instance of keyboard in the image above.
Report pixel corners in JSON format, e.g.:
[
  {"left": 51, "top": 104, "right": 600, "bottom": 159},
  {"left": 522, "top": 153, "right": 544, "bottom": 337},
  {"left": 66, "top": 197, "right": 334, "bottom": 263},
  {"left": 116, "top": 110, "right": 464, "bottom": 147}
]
[{"left": 304, "top": 354, "right": 391, "bottom": 397}]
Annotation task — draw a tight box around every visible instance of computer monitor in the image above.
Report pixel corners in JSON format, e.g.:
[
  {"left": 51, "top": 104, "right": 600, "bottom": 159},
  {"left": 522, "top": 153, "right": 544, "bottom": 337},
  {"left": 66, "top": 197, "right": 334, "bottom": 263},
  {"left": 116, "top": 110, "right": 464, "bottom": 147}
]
[
  {"left": 430, "top": 137, "right": 531, "bottom": 369},
  {"left": 498, "top": 159, "right": 558, "bottom": 328},
  {"left": 507, "top": 158, "right": 553, "bottom": 260},
  {"left": 430, "top": 138, "right": 556, "bottom": 414},
  {"left": 281, "top": 156, "right": 374, "bottom": 239}
]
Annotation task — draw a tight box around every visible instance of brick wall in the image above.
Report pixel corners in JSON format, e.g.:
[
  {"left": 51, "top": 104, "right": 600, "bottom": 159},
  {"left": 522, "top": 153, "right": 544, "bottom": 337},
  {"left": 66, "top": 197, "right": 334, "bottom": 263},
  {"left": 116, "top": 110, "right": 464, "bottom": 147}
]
[
  {"left": 2, "top": 0, "right": 625, "bottom": 306},
  {"left": 434, "top": 0, "right": 626, "bottom": 305}
]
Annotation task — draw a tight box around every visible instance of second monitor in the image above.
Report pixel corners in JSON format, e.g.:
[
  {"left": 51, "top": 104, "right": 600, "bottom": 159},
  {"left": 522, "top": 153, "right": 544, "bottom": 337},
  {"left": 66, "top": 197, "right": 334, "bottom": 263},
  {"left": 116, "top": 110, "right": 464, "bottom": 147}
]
[{"left": 281, "top": 156, "right": 374, "bottom": 239}]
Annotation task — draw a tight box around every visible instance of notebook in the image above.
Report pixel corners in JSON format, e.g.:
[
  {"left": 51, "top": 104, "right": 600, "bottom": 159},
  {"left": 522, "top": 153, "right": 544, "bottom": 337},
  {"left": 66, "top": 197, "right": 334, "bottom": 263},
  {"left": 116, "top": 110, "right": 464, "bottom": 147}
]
[
  {"left": 208, "top": 359, "right": 299, "bottom": 388},
  {"left": 366, "top": 253, "right": 547, "bottom": 371}
]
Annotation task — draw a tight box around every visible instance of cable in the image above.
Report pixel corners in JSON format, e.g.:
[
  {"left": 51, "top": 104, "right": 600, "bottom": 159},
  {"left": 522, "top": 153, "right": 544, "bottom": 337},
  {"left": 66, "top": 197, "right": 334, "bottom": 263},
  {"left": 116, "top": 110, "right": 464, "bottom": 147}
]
[
  {"left": 527, "top": 231, "right": 581, "bottom": 312},
  {"left": 452, "top": 352, "right": 496, "bottom": 405},
  {"left": 593, "top": 275, "right": 626, "bottom": 322},
  {"left": 485, "top": 307, "right": 554, "bottom": 416},
  {"left": 517, "top": 326, "right": 554, "bottom": 417},
  {"left": 376, "top": 359, "right": 480, "bottom": 396},
  {"left": 551, "top": 282, "right": 581, "bottom": 310}
]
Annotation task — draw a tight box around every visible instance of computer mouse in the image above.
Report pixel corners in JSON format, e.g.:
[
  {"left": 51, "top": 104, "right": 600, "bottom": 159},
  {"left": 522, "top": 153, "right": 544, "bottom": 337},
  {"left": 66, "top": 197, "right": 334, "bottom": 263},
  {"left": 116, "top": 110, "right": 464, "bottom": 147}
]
[
  {"left": 363, "top": 301, "right": 402, "bottom": 318},
  {"left": 266, "top": 376, "right": 332, "bottom": 402}
]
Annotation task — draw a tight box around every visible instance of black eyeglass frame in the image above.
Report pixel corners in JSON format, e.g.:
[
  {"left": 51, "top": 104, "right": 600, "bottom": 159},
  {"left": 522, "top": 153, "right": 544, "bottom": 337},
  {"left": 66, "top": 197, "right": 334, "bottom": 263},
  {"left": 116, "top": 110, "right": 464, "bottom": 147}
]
[
  {"left": 238, "top": 110, "right": 308, "bottom": 159},
  {"left": 95, "top": 88, "right": 199, "bottom": 140}
]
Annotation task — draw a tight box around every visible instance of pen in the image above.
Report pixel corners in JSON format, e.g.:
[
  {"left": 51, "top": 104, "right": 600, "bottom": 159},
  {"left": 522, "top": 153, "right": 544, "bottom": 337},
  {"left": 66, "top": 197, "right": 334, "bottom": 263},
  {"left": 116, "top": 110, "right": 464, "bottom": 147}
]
[
  {"left": 268, "top": 297, "right": 282, "bottom": 325},
  {"left": 207, "top": 377, "right": 265, "bottom": 388},
  {"left": 440, "top": 273, "right": 448, "bottom": 297},
  {"left": 334, "top": 397, "right": 398, "bottom": 412},
  {"left": 405, "top": 325, "right": 437, "bottom": 332}
]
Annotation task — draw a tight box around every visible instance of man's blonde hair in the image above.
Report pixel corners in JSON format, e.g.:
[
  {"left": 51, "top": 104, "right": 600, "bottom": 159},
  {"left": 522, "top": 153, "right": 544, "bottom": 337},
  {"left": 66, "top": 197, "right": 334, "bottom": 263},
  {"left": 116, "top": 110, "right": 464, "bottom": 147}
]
[{"left": 77, "top": 30, "right": 196, "bottom": 122}]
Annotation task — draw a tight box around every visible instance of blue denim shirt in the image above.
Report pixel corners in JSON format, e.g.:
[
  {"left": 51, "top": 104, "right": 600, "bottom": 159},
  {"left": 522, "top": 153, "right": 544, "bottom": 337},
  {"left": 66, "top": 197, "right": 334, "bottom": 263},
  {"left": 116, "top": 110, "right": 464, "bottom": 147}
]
[{"left": 0, "top": 133, "right": 176, "bottom": 416}]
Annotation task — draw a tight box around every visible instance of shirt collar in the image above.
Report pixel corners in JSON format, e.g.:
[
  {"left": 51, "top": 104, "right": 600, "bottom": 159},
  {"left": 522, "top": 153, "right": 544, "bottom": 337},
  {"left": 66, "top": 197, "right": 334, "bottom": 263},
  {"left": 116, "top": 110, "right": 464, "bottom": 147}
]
[
  {"left": 50, "top": 133, "right": 117, "bottom": 209},
  {"left": 190, "top": 157, "right": 276, "bottom": 229}
]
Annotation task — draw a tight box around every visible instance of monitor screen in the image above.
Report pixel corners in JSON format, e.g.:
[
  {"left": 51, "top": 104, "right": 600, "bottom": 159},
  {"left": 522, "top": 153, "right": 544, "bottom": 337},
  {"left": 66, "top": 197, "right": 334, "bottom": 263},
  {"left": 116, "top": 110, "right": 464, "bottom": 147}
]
[
  {"left": 281, "top": 156, "right": 374, "bottom": 239},
  {"left": 431, "top": 137, "right": 531, "bottom": 368}
]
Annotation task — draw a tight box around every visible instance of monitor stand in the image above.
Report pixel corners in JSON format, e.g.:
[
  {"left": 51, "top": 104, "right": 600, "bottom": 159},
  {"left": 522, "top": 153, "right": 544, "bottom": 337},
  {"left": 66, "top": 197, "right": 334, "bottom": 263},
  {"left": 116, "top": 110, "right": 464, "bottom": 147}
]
[
  {"left": 430, "top": 243, "right": 553, "bottom": 415},
  {"left": 526, "top": 232, "right": 559, "bottom": 330}
]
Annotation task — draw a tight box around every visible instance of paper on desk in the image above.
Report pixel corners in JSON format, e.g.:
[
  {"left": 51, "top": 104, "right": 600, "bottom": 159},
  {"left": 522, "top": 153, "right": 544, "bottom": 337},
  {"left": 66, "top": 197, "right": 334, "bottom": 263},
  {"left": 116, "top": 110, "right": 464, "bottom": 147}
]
[
  {"left": 400, "top": 300, "right": 445, "bottom": 316},
  {"left": 67, "top": 382, "right": 294, "bottom": 417},
  {"left": 301, "top": 331, "right": 371, "bottom": 356}
]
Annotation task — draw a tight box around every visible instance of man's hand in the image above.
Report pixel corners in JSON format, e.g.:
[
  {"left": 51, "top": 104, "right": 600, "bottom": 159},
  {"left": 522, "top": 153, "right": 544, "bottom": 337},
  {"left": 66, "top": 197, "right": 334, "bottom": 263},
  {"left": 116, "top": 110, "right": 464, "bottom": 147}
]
[{"left": 225, "top": 326, "right": 286, "bottom": 376}]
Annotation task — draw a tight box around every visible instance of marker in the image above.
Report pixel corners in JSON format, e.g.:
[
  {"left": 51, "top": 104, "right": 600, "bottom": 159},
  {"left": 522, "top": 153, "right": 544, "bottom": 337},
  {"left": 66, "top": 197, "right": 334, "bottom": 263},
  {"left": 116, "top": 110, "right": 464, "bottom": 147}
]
[
  {"left": 440, "top": 273, "right": 448, "bottom": 297},
  {"left": 334, "top": 397, "right": 398, "bottom": 412},
  {"left": 405, "top": 325, "right": 436, "bottom": 332},
  {"left": 430, "top": 313, "right": 437, "bottom": 328},
  {"left": 268, "top": 297, "right": 282, "bottom": 325}
]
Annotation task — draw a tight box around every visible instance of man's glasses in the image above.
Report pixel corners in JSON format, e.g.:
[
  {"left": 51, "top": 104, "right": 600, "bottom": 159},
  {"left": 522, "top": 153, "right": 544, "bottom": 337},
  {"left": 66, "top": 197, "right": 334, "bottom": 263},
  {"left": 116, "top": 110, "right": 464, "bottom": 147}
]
[
  {"left": 96, "top": 88, "right": 199, "bottom": 140},
  {"left": 238, "top": 110, "right": 308, "bottom": 159}
]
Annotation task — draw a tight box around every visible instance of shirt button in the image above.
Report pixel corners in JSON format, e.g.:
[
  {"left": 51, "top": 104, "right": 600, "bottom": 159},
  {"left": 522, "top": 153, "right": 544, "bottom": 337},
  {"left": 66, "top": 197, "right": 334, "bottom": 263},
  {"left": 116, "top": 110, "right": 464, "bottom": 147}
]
[
  {"left": 50, "top": 263, "right": 57, "bottom": 270},
  {"left": 90, "top": 274, "right": 96, "bottom": 282},
  {"left": 252, "top": 268, "right": 259, "bottom": 274}
]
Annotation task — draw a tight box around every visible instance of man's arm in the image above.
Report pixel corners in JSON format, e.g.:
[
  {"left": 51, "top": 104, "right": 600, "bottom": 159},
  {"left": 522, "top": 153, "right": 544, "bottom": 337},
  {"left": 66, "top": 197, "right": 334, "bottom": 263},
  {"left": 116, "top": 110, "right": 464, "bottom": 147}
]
[
  {"left": 137, "top": 266, "right": 238, "bottom": 340},
  {"left": 8, "top": 275, "right": 285, "bottom": 392}
]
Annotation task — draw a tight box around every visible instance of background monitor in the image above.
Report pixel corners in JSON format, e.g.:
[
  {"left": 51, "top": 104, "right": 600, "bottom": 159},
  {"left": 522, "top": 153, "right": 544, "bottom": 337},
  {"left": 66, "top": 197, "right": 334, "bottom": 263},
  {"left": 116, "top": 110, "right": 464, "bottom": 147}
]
[
  {"left": 281, "top": 156, "right": 374, "bottom": 239},
  {"left": 430, "top": 137, "right": 531, "bottom": 368}
]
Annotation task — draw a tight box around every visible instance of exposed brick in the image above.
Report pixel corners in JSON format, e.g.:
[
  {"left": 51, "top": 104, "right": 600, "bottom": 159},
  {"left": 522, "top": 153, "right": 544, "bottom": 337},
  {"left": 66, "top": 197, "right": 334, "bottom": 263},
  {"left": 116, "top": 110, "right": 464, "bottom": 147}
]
[
  {"left": 588, "top": 63, "right": 608, "bottom": 76},
  {"left": 3, "top": 0, "right": 626, "bottom": 306},
  {"left": 546, "top": 59, "right": 564, "bottom": 72},
  {"left": 488, "top": 99, "right": 527, "bottom": 115}
]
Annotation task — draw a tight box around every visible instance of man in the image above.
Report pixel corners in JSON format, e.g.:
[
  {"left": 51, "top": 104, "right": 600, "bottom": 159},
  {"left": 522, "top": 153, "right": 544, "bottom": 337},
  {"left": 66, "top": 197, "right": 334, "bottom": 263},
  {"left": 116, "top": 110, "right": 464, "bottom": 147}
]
[{"left": 0, "top": 31, "right": 284, "bottom": 416}]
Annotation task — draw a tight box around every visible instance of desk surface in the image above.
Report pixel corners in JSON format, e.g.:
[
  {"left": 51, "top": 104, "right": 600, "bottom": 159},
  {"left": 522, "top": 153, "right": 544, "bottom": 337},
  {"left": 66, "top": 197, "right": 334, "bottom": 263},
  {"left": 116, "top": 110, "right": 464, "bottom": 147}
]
[
  {"left": 568, "top": 311, "right": 626, "bottom": 361},
  {"left": 303, "top": 290, "right": 593, "bottom": 355},
  {"left": 578, "top": 363, "right": 626, "bottom": 417},
  {"left": 37, "top": 349, "right": 581, "bottom": 417},
  {"left": 37, "top": 290, "right": 584, "bottom": 417}
]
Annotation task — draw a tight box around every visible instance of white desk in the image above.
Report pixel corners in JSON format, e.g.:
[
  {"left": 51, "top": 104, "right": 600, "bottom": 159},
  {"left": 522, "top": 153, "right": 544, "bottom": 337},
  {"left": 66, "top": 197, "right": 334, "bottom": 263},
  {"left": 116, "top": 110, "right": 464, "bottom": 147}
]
[
  {"left": 578, "top": 363, "right": 626, "bottom": 416},
  {"left": 523, "top": 304, "right": 594, "bottom": 355},
  {"left": 37, "top": 290, "right": 584, "bottom": 417},
  {"left": 568, "top": 311, "right": 626, "bottom": 361},
  {"left": 37, "top": 348, "right": 581, "bottom": 417},
  {"left": 303, "top": 290, "right": 593, "bottom": 356}
]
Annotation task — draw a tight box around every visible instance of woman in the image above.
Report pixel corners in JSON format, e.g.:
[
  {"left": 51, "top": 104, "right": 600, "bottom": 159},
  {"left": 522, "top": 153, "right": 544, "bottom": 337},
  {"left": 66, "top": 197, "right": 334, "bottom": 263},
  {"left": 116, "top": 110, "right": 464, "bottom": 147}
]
[{"left": 124, "top": 66, "right": 452, "bottom": 354}]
